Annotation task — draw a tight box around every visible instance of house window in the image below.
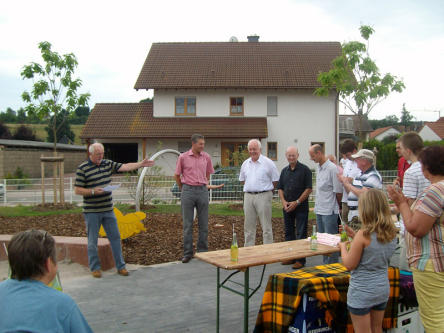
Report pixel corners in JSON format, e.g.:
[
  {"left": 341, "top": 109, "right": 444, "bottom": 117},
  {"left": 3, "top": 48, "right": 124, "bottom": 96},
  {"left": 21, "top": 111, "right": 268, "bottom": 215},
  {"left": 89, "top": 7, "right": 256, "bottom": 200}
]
[
  {"left": 175, "top": 97, "right": 196, "bottom": 116},
  {"left": 267, "top": 142, "right": 277, "bottom": 161},
  {"left": 267, "top": 96, "right": 277, "bottom": 116},
  {"left": 310, "top": 142, "right": 325, "bottom": 154},
  {"left": 230, "top": 97, "right": 244, "bottom": 115},
  {"left": 178, "top": 141, "right": 189, "bottom": 153}
]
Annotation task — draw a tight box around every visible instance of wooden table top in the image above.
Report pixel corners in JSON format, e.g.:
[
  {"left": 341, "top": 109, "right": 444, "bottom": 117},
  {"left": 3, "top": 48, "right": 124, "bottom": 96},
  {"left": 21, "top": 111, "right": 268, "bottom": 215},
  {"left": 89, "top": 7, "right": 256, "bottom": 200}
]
[{"left": 194, "top": 239, "right": 340, "bottom": 270}]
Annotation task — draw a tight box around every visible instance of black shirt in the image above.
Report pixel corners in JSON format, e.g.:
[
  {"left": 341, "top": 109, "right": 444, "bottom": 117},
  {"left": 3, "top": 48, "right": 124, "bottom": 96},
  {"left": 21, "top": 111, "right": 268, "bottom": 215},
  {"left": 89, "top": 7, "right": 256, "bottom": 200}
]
[{"left": 277, "top": 162, "right": 313, "bottom": 211}]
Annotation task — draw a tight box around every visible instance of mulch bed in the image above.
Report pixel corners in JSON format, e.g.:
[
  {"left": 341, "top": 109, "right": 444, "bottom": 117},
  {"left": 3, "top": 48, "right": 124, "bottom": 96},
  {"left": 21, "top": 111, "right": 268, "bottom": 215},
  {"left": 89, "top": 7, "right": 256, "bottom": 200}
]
[{"left": 0, "top": 213, "right": 315, "bottom": 265}]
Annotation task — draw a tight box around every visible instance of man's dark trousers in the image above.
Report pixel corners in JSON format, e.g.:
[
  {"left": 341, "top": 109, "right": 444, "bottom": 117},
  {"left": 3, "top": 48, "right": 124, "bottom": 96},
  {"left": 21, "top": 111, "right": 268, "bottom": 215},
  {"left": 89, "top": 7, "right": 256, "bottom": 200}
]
[
  {"left": 283, "top": 209, "right": 308, "bottom": 265},
  {"left": 181, "top": 184, "right": 209, "bottom": 258}
]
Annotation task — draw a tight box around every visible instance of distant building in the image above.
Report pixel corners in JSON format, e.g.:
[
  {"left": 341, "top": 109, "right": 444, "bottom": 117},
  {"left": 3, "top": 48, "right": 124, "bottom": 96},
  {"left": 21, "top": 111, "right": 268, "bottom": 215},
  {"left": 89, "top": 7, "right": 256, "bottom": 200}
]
[
  {"left": 419, "top": 117, "right": 444, "bottom": 141},
  {"left": 339, "top": 115, "right": 373, "bottom": 143},
  {"left": 369, "top": 126, "right": 401, "bottom": 141}
]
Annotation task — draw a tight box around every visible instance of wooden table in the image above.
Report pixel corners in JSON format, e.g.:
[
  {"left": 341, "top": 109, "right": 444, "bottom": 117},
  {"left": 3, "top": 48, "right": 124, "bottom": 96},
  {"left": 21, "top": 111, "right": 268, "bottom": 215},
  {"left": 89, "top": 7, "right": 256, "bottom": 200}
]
[{"left": 195, "top": 239, "right": 340, "bottom": 333}]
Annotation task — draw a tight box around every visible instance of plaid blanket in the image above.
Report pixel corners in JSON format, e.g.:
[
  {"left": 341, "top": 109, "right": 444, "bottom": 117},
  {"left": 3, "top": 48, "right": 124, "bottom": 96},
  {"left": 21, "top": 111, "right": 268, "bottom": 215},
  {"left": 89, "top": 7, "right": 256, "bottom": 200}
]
[{"left": 254, "top": 263, "right": 400, "bottom": 333}]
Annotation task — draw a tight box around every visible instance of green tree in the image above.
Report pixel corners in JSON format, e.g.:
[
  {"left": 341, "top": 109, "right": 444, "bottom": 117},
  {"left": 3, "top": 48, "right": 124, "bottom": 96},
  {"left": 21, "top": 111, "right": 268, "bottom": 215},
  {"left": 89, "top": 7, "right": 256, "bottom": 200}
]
[
  {"left": 69, "top": 106, "right": 90, "bottom": 124},
  {"left": 315, "top": 25, "right": 405, "bottom": 140},
  {"left": 16, "top": 108, "right": 27, "bottom": 123},
  {"left": 369, "top": 114, "right": 399, "bottom": 129},
  {"left": 21, "top": 41, "right": 90, "bottom": 152},
  {"left": 46, "top": 110, "right": 75, "bottom": 143},
  {"left": 0, "top": 108, "right": 18, "bottom": 123},
  {"left": 0, "top": 122, "right": 12, "bottom": 139},
  {"left": 400, "top": 103, "right": 414, "bottom": 128},
  {"left": 12, "top": 125, "right": 38, "bottom": 141}
]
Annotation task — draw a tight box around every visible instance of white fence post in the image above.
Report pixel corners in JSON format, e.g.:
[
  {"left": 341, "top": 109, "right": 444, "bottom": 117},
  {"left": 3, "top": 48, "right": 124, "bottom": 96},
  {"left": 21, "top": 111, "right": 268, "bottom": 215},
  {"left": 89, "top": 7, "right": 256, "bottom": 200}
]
[
  {"left": 209, "top": 174, "right": 213, "bottom": 204},
  {"left": 69, "top": 177, "right": 73, "bottom": 204}
]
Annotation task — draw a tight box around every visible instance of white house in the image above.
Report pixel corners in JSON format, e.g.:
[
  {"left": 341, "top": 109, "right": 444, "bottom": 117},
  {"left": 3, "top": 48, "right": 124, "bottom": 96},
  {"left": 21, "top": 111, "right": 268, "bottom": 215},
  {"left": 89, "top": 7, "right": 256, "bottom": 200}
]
[
  {"left": 419, "top": 117, "right": 444, "bottom": 141},
  {"left": 369, "top": 126, "right": 401, "bottom": 141},
  {"left": 81, "top": 37, "right": 342, "bottom": 173}
]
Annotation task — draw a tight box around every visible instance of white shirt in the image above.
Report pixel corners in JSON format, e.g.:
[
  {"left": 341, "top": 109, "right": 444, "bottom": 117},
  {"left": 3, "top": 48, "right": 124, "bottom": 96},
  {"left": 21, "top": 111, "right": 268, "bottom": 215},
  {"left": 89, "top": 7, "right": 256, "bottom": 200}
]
[
  {"left": 402, "top": 161, "right": 430, "bottom": 199},
  {"left": 239, "top": 155, "right": 280, "bottom": 192},
  {"left": 314, "top": 159, "right": 342, "bottom": 215},
  {"left": 342, "top": 158, "right": 362, "bottom": 203}
]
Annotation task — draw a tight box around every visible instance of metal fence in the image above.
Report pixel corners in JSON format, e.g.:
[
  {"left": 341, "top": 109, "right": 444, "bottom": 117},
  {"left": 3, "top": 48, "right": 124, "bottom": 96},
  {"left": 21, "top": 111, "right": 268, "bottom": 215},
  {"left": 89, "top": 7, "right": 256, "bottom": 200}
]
[{"left": 0, "top": 170, "right": 398, "bottom": 206}]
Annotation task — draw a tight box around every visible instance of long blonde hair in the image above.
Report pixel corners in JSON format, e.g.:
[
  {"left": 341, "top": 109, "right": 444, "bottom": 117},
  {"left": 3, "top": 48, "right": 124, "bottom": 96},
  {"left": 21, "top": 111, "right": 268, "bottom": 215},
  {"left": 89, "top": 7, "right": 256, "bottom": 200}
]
[{"left": 358, "top": 189, "right": 397, "bottom": 243}]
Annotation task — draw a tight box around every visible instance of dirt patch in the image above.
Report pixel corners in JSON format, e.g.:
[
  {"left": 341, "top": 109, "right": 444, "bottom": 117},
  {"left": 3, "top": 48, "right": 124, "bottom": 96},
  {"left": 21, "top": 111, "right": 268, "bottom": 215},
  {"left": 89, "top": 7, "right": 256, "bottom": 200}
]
[
  {"left": 0, "top": 213, "right": 316, "bottom": 265},
  {"left": 31, "top": 203, "right": 79, "bottom": 212}
]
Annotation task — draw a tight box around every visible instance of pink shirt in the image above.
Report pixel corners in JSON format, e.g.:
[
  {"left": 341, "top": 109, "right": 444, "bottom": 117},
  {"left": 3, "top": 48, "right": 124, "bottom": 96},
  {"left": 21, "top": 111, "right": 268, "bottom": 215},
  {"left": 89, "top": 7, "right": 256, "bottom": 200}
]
[{"left": 175, "top": 149, "right": 214, "bottom": 186}]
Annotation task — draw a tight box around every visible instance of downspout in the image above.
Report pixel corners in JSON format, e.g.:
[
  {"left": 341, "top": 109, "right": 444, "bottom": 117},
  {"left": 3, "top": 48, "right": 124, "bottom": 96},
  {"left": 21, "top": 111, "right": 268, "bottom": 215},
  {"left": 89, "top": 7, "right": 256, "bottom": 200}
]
[{"left": 335, "top": 92, "right": 339, "bottom": 158}]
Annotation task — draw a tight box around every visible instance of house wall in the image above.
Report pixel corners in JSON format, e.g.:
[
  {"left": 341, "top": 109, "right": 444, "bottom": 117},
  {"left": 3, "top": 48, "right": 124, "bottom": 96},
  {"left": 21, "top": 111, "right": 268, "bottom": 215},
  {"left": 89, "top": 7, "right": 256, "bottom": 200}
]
[
  {"left": 419, "top": 126, "right": 441, "bottom": 141},
  {"left": 375, "top": 128, "right": 400, "bottom": 141},
  {"left": 0, "top": 147, "right": 86, "bottom": 178},
  {"left": 153, "top": 89, "right": 337, "bottom": 171}
]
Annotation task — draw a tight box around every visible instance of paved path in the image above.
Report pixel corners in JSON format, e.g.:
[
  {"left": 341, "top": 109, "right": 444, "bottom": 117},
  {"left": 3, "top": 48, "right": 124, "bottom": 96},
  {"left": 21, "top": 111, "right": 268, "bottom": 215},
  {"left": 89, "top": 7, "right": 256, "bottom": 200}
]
[
  {"left": 63, "top": 256, "right": 324, "bottom": 333},
  {"left": 1, "top": 249, "right": 401, "bottom": 332}
]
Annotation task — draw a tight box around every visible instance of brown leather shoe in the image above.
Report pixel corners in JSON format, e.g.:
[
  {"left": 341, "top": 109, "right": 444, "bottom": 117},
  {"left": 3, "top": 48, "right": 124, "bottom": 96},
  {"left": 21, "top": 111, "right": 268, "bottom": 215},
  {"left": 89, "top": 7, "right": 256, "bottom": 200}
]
[
  {"left": 181, "top": 256, "right": 192, "bottom": 263},
  {"left": 292, "top": 262, "right": 304, "bottom": 270},
  {"left": 281, "top": 260, "right": 295, "bottom": 265},
  {"left": 117, "top": 268, "right": 129, "bottom": 276},
  {"left": 92, "top": 270, "right": 102, "bottom": 278}
]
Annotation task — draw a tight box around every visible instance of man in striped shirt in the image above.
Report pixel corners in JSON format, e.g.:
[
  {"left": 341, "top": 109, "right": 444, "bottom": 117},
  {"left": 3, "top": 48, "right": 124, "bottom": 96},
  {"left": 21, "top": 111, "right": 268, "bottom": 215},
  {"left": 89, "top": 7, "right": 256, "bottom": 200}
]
[
  {"left": 75, "top": 143, "right": 154, "bottom": 278},
  {"left": 338, "top": 149, "right": 382, "bottom": 230}
]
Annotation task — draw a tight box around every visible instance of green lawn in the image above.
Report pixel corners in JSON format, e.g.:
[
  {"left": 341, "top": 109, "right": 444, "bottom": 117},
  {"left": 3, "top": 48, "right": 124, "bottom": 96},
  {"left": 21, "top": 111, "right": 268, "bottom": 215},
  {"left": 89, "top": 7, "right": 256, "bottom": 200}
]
[{"left": 0, "top": 202, "right": 316, "bottom": 219}]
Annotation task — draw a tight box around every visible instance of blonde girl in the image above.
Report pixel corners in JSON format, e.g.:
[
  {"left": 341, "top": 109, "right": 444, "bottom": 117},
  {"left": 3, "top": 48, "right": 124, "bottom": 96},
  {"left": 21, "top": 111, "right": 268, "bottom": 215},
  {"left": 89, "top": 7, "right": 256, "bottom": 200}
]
[{"left": 339, "top": 189, "right": 397, "bottom": 333}]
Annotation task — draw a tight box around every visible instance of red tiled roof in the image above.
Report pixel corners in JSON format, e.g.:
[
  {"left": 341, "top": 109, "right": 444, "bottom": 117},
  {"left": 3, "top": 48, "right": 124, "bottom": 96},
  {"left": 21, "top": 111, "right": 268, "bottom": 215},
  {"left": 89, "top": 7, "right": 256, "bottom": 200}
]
[
  {"left": 134, "top": 42, "right": 342, "bottom": 89},
  {"left": 80, "top": 103, "right": 268, "bottom": 139},
  {"left": 369, "top": 126, "right": 393, "bottom": 139},
  {"left": 424, "top": 117, "right": 444, "bottom": 139}
]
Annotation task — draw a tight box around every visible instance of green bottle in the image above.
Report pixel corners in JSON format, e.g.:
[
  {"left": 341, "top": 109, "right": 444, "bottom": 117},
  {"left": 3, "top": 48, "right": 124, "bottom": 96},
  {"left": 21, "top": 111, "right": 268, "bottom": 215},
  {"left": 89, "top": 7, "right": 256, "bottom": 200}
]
[
  {"left": 230, "top": 225, "right": 238, "bottom": 263},
  {"left": 310, "top": 225, "right": 317, "bottom": 250}
]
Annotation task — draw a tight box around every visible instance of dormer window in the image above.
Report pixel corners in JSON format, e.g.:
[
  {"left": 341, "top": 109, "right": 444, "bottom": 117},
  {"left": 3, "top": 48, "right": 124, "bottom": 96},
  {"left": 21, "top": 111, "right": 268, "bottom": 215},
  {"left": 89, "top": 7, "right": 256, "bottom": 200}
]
[
  {"left": 175, "top": 97, "right": 196, "bottom": 116},
  {"left": 230, "top": 97, "right": 244, "bottom": 116}
]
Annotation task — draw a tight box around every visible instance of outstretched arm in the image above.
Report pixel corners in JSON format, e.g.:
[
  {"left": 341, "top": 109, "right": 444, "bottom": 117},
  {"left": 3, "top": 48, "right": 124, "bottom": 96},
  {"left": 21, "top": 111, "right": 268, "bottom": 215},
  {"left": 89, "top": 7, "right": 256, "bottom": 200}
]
[{"left": 118, "top": 158, "right": 154, "bottom": 172}]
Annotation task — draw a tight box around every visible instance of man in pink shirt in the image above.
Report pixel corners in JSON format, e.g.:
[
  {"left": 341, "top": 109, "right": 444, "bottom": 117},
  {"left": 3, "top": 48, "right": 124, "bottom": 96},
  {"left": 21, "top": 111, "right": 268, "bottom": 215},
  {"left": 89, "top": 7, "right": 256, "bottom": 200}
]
[{"left": 175, "top": 134, "right": 214, "bottom": 263}]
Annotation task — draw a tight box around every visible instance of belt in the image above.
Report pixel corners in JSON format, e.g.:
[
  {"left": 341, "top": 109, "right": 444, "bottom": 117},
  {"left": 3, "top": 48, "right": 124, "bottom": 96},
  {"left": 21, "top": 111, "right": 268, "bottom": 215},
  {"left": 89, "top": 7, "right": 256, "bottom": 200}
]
[
  {"left": 246, "top": 190, "right": 271, "bottom": 194},
  {"left": 348, "top": 206, "right": 358, "bottom": 210}
]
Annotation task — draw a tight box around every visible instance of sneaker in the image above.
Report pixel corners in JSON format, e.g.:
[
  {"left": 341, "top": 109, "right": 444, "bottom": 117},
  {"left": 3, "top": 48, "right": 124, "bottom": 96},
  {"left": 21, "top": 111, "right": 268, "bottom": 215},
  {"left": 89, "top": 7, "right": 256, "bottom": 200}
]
[
  {"left": 117, "top": 268, "right": 129, "bottom": 276},
  {"left": 92, "top": 270, "right": 102, "bottom": 278},
  {"left": 281, "top": 260, "right": 295, "bottom": 265}
]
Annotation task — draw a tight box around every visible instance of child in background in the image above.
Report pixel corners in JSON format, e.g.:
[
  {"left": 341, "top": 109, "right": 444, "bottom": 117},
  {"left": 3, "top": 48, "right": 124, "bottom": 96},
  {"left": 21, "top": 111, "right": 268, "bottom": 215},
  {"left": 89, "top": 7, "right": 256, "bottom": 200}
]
[{"left": 339, "top": 189, "right": 397, "bottom": 333}]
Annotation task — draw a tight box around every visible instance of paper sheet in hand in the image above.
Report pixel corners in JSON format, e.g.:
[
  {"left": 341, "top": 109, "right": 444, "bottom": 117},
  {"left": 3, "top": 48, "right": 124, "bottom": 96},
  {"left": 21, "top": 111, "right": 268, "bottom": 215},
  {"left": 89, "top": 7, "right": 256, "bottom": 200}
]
[{"left": 103, "top": 184, "right": 120, "bottom": 192}]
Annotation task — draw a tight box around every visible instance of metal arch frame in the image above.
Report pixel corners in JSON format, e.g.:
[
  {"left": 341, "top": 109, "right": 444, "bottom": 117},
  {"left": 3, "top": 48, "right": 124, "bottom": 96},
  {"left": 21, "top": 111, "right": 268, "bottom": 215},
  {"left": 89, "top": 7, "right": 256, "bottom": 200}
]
[{"left": 135, "top": 149, "right": 180, "bottom": 211}]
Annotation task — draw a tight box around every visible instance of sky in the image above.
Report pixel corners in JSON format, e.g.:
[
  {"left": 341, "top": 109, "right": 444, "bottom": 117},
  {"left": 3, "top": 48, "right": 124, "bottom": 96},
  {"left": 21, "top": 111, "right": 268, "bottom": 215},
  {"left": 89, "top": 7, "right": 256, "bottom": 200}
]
[{"left": 1, "top": 0, "right": 443, "bottom": 121}]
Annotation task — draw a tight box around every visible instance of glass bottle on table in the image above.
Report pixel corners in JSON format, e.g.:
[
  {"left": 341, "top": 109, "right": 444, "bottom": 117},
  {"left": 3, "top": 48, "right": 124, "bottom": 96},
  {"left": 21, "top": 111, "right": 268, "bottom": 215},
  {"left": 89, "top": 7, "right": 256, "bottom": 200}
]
[
  {"left": 230, "top": 225, "right": 238, "bottom": 263},
  {"left": 310, "top": 225, "right": 317, "bottom": 250}
]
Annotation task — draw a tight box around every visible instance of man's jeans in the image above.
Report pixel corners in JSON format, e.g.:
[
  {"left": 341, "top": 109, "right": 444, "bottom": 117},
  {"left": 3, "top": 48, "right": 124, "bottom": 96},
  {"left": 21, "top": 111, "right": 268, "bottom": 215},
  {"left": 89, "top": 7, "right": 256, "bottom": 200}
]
[
  {"left": 316, "top": 213, "right": 339, "bottom": 264},
  {"left": 181, "top": 184, "right": 209, "bottom": 258},
  {"left": 84, "top": 210, "right": 125, "bottom": 271},
  {"left": 283, "top": 209, "right": 308, "bottom": 265}
]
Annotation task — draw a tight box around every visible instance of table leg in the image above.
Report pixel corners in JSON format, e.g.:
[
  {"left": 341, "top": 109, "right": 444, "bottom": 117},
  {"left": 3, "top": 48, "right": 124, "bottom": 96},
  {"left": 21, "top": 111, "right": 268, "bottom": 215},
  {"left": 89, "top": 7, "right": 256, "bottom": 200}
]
[
  {"left": 244, "top": 267, "right": 249, "bottom": 333},
  {"left": 217, "top": 267, "right": 220, "bottom": 333}
]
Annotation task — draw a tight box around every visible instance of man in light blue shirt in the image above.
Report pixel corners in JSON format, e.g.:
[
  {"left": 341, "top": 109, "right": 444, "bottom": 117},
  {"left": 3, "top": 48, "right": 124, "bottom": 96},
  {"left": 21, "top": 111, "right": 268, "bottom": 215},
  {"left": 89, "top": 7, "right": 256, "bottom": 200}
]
[
  {"left": 0, "top": 230, "right": 93, "bottom": 333},
  {"left": 309, "top": 144, "right": 342, "bottom": 264}
]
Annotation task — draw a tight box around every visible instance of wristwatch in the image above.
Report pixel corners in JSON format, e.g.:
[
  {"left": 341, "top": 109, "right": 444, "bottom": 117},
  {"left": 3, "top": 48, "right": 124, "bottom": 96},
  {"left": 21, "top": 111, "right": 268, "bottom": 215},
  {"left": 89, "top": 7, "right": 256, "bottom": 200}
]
[
  {"left": 91, "top": 189, "right": 95, "bottom": 196},
  {"left": 296, "top": 199, "right": 300, "bottom": 205}
]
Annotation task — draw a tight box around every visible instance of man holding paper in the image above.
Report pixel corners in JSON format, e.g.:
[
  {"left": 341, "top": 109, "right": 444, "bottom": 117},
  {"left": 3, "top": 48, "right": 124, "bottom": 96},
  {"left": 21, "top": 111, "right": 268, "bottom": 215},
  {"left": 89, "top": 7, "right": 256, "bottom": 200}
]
[{"left": 75, "top": 142, "right": 154, "bottom": 278}]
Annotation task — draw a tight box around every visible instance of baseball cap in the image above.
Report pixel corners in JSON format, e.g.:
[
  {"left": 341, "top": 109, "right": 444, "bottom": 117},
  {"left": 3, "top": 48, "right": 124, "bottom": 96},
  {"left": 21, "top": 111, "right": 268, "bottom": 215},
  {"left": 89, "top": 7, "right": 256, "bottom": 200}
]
[{"left": 351, "top": 149, "right": 374, "bottom": 162}]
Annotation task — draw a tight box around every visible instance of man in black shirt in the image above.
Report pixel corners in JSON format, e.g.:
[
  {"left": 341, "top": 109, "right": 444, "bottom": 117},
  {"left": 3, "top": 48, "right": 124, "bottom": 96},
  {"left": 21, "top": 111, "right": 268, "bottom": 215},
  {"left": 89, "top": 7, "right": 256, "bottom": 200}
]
[{"left": 278, "top": 146, "right": 313, "bottom": 269}]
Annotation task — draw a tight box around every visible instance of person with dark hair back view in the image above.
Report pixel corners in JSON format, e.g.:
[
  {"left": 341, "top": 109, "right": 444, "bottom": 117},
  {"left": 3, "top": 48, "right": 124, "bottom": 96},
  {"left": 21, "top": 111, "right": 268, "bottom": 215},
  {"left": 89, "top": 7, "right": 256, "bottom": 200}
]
[{"left": 0, "top": 230, "right": 93, "bottom": 333}]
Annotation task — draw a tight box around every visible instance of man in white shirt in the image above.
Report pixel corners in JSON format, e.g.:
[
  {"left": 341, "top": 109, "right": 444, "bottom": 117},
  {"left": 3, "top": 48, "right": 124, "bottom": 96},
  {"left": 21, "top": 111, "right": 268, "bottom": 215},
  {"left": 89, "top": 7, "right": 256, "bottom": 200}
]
[
  {"left": 398, "top": 132, "right": 430, "bottom": 270},
  {"left": 309, "top": 144, "right": 342, "bottom": 264},
  {"left": 239, "top": 139, "right": 280, "bottom": 246},
  {"left": 339, "top": 140, "right": 361, "bottom": 223}
]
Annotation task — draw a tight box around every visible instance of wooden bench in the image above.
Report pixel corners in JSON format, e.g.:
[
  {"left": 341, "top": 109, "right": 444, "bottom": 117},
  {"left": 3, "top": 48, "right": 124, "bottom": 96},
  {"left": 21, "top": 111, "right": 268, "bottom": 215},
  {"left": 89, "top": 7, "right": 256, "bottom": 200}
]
[{"left": 0, "top": 235, "right": 115, "bottom": 271}]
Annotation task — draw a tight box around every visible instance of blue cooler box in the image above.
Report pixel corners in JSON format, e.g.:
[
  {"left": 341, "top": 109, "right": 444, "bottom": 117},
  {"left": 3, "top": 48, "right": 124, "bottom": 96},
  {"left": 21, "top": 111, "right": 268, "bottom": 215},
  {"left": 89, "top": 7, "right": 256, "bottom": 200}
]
[{"left": 288, "top": 294, "right": 334, "bottom": 333}]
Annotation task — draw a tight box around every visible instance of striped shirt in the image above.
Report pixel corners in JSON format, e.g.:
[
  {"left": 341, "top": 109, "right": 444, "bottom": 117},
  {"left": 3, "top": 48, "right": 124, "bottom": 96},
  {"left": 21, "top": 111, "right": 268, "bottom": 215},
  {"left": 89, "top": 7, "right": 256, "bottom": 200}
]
[
  {"left": 75, "top": 159, "right": 122, "bottom": 213},
  {"left": 347, "top": 166, "right": 382, "bottom": 219},
  {"left": 402, "top": 161, "right": 430, "bottom": 199},
  {"left": 407, "top": 180, "right": 444, "bottom": 272}
]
